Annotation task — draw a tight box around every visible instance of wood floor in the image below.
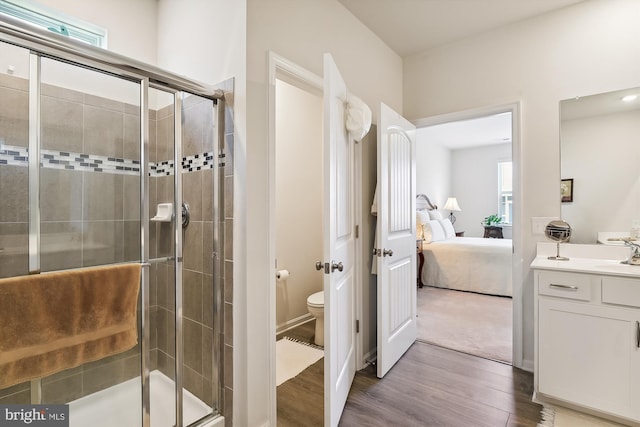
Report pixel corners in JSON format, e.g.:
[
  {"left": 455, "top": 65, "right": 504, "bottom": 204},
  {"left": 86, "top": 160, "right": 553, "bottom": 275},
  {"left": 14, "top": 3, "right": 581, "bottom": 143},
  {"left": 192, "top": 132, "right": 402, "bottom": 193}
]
[{"left": 277, "top": 322, "right": 542, "bottom": 427}]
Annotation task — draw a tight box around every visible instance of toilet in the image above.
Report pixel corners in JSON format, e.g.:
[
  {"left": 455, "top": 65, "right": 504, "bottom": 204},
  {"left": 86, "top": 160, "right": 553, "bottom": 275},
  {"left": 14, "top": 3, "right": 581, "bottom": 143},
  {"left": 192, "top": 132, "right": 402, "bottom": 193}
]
[{"left": 306, "top": 291, "right": 324, "bottom": 347}]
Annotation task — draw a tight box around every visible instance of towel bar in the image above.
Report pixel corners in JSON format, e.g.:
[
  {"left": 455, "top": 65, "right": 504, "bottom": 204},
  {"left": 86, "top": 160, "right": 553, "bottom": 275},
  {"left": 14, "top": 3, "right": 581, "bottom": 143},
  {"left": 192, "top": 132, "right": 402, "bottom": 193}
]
[{"left": 142, "top": 256, "right": 176, "bottom": 267}]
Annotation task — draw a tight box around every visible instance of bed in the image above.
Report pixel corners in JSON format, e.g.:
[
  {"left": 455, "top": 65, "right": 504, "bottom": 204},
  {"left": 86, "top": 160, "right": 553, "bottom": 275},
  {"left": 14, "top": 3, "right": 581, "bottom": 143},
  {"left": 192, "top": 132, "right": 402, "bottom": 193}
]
[{"left": 416, "top": 194, "right": 513, "bottom": 297}]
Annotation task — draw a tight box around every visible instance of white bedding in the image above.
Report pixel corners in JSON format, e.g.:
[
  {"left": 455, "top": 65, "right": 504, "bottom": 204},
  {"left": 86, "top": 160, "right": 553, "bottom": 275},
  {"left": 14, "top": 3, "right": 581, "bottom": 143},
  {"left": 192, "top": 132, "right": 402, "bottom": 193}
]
[{"left": 421, "top": 237, "right": 513, "bottom": 296}]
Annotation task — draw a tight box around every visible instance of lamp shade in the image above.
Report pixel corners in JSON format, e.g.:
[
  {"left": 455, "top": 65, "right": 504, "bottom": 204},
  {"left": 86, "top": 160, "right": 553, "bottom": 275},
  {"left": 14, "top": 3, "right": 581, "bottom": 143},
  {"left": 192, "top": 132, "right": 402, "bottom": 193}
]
[{"left": 443, "top": 197, "right": 461, "bottom": 212}]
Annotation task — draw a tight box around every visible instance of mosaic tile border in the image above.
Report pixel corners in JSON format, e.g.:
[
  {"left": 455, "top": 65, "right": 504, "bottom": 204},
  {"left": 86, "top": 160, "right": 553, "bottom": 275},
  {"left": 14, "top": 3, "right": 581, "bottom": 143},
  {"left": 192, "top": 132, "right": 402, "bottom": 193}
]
[{"left": 0, "top": 144, "right": 214, "bottom": 176}]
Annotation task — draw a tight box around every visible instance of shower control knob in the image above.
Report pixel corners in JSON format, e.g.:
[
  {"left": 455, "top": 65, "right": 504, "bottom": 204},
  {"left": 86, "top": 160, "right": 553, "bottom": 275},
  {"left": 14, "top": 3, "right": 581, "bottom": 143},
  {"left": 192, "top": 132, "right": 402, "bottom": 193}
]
[
  {"left": 331, "top": 261, "right": 343, "bottom": 272},
  {"left": 383, "top": 249, "right": 393, "bottom": 257}
]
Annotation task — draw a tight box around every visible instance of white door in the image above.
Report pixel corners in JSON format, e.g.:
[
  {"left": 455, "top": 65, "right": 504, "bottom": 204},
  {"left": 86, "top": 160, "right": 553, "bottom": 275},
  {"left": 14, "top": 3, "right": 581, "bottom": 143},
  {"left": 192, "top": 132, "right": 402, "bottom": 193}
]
[
  {"left": 323, "top": 53, "right": 357, "bottom": 427},
  {"left": 376, "top": 102, "right": 417, "bottom": 378}
]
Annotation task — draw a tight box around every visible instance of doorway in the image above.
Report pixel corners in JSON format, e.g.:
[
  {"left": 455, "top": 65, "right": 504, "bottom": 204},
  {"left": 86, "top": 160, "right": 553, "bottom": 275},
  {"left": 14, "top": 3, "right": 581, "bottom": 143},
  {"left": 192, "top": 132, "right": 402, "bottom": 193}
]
[
  {"left": 413, "top": 105, "right": 522, "bottom": 366},
  {"left": 271, "top": 66, "right": 325, "bottom": 424}
]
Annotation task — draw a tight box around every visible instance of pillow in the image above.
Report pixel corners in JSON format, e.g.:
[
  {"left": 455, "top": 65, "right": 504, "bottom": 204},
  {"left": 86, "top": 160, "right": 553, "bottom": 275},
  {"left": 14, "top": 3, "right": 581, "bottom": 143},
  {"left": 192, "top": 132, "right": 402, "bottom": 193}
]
[
  {"left": 423, "top": 220, "right": 446, "bottom": 243},
  {"left": 416, "top": 210, "right": 429, "bottom": 226},
  {"left": 428, "top": 210, "right": 443, "bottom": 220},
  {"left": 438, "top": 218, "right": 456, "bottom": 239}
]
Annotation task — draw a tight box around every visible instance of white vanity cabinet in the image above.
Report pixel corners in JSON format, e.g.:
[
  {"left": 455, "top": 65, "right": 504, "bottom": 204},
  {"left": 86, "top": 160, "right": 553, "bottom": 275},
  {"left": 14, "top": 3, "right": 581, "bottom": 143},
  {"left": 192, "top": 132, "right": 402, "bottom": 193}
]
[{"left": 533, "top": 267, "right": 640, "bottom": 424}]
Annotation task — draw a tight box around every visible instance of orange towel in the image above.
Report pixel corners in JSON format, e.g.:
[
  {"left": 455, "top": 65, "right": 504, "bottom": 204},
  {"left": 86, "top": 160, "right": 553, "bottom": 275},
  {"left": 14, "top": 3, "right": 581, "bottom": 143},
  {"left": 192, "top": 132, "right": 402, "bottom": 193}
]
[{"left": 0, "top": 263, "right": 141, "bottom": 388}]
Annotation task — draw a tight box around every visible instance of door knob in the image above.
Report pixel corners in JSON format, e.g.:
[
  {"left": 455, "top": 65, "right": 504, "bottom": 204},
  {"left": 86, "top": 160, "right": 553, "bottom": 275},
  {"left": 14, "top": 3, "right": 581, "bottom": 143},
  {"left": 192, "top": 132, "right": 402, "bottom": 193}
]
[
  {"left": 315, "top": 261, "right": 324, "bottom": 271},
  {"left": 383, "top": 249, "right": 393, "bottom": 257},
  {"left": 331, "top": 261, "right": 343, "bottom": 272}
]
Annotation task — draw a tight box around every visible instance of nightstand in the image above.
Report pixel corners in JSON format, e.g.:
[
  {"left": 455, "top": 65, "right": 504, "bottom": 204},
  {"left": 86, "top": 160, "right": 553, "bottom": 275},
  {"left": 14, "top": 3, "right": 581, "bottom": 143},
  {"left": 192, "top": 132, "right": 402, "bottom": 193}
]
[
  {"left": 483, "top": 226, "right": 503, "bottom": 238},
  {"left": 455, "top": 231, "right": 465, "bottom": 237}
]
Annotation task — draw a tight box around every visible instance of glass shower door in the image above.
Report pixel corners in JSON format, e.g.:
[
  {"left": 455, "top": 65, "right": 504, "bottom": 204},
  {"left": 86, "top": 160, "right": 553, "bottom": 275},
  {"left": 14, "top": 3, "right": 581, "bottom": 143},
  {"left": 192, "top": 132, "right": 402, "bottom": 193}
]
[
  {"left": 147, "top": 88, "right": 218, "bottom": 426},
  {"left": 38, "top": 56, "right": 143, "bottom": 426},
  {"left": 179, "top": 92, "right": 218, "bottom": 425},
  {"left": 148, "top": 86, "right": 179, "bottom": 426}
]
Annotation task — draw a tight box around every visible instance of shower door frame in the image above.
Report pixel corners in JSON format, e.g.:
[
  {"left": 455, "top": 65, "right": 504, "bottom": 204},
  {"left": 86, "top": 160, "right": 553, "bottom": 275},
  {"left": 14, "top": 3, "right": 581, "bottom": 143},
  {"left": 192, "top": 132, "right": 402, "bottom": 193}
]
[{"left": 0, "top": 16, "right": 224, "bottom": 427}]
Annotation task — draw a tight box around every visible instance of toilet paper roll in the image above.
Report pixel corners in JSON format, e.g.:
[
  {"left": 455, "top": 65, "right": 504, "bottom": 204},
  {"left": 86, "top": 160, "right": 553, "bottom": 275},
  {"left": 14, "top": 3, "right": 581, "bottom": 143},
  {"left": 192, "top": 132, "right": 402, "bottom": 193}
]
[{"left": 276, "top": 269, "right": 290, "bottom": 282}]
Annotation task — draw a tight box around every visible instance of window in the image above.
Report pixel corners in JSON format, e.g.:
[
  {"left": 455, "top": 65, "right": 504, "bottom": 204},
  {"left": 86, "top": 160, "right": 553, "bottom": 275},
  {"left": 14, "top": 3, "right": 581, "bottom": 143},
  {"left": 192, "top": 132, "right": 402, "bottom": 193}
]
[
  {"left": 0, "top": 0, "right": 106, "bottom": 47},
  {"left": 498, "top": 161, "right": 512, "bottom": 224}
]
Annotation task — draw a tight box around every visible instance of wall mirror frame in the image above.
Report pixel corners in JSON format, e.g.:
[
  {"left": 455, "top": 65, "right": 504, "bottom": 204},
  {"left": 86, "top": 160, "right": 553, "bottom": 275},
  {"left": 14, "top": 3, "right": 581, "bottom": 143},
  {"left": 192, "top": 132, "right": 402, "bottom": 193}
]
[{"left": 560, "top": 86, "right": 640, "bottom": 244}]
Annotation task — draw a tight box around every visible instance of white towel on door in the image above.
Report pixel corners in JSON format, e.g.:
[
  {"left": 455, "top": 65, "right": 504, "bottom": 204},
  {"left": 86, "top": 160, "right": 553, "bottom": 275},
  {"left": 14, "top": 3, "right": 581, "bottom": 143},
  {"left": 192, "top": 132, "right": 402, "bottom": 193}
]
[{"left": 345, "top": 93, "right": 372, "bottom": 142}]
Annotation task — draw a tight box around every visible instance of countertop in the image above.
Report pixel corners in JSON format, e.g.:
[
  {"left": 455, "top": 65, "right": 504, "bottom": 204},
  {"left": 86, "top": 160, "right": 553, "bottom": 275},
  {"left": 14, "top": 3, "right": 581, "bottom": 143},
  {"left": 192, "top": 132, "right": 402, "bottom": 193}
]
[{"left": 531, "top": 255, "right": 640, "bottom": 278}]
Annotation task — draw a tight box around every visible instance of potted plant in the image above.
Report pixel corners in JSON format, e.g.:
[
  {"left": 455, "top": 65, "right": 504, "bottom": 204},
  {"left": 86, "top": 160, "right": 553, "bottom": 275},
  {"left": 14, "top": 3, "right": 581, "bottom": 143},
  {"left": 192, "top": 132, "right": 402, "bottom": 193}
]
[{"left": 482, "top": 214, "right": 502, "bottom": 227}]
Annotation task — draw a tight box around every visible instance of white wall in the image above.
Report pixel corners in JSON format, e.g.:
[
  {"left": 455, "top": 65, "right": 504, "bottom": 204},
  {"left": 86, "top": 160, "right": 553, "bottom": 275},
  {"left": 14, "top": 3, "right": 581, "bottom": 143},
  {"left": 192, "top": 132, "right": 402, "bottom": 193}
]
[
  {"left": 156, "top": 0, "right": 243, "bottom": 86},
  {"left": 246, "top": 0, "right": 402, "bottom": 424},
  {"left": 403, "top": 0, "right": 640, "bottom": 368},
  {"left": 275, "top": 79, "right": 323, "bottom": 330},
  {"left": 415, "top": 127, "right": 451, "bottom": 208},
  {"left": 561, "top": 109, "right": 640, "bottom": 243},
  {"left": 452, "top": 143, "right": 511, "bottom": 237}
]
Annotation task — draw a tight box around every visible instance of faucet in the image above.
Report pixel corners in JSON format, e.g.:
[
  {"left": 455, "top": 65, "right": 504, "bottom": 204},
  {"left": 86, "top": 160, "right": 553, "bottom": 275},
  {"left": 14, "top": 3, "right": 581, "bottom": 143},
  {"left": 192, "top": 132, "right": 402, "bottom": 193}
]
[{"left": 623, "top": 240, "right": 640, "bottom": 265}]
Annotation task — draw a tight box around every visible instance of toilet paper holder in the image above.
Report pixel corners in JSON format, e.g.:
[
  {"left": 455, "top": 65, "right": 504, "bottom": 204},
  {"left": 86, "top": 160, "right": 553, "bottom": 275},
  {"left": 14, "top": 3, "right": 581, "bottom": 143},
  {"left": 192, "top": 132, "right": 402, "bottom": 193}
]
[{"left": 276, "top": 269, "right": 290, "bottom": 282}]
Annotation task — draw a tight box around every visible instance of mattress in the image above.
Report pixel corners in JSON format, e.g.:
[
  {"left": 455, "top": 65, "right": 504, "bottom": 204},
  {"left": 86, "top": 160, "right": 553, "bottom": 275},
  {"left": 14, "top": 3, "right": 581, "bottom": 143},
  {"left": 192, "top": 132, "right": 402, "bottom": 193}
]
[{"left": 421, "top": 237, "right": 513, "bottom": 296}]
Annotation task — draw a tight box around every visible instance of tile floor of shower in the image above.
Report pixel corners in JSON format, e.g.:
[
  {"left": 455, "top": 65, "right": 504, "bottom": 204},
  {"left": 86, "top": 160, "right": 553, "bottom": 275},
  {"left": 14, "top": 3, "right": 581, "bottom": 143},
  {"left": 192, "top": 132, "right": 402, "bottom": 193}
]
[{"left": 68, "top": 370, "right": 223, "bottom": 427}]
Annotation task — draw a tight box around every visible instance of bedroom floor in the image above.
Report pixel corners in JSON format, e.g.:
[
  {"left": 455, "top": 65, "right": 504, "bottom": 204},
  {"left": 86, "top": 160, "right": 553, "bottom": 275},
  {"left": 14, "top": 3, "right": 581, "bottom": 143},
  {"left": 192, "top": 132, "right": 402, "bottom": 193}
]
[{"left": 417, "top": 286, "right": 513, "bottom": 364}]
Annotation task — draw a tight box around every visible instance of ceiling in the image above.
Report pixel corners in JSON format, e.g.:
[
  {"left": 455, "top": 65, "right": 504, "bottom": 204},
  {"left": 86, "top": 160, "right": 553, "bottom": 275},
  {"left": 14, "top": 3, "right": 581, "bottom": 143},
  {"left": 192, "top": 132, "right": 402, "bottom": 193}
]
[
  {"left": 337, "top": 1, "right": 584, "bottom": 148},
  {"left": 338, "top": 0, "right": 584, "bottom": 57},
  {"left": 418, "top": 112, "right": 512, "bottom": 150},
  {"left": 561, "top": 86, "right": 640, "bottom": 121}
]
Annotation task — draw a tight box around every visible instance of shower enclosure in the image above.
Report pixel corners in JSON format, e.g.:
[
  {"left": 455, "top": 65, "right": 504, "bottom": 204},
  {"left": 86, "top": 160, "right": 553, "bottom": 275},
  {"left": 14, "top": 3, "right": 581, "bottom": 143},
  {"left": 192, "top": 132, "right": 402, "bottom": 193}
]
[{"left": 0, "top": 17, "right": 226, "bottom": 427}]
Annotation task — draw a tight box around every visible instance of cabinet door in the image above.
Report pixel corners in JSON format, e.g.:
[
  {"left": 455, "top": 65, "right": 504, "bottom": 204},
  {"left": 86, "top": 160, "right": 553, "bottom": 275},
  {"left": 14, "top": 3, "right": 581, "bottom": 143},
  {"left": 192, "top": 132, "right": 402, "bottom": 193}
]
[{"left": 539, "top": 298, "right": 640, "bottom": 421}]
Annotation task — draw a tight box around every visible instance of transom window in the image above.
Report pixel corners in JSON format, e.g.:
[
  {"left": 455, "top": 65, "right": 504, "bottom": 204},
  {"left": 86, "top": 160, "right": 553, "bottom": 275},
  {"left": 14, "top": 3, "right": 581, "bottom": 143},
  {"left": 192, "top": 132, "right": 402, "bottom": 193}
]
[{"left": 0, "top": 0, "right": 106, "bottom": 47}]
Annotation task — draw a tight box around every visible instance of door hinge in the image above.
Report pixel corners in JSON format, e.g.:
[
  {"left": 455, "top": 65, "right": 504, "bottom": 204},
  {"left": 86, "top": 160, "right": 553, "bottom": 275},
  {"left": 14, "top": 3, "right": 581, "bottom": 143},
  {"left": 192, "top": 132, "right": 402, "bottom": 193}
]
[
  {"left": 355, "top": 224, "right": 359, "bottom": 238},
  {"left": 356, "top": 319, "right": 360, "bottom": 333}
]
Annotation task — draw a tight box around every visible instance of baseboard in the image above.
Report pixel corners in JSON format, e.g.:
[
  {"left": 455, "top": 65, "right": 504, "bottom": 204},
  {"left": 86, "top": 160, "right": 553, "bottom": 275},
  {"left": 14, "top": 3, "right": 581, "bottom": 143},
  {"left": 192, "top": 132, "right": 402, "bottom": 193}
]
[{"left": 276, "top": 313, "right": 313, "bottom": 335}]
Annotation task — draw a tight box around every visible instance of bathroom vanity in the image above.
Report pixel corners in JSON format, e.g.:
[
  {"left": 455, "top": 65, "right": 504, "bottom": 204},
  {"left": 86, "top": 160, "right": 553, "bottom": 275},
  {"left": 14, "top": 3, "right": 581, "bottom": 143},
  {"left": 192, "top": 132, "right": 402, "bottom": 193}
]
[{"left": 531, "top": 243, "right": 640, "bottom": 425}]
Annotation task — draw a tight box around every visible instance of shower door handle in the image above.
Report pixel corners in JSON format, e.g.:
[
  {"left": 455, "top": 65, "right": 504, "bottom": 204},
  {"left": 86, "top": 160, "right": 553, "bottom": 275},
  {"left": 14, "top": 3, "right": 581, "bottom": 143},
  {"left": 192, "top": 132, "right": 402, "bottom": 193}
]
[{"left": 181, "top": 203, "right": 190, "bottom": 228}]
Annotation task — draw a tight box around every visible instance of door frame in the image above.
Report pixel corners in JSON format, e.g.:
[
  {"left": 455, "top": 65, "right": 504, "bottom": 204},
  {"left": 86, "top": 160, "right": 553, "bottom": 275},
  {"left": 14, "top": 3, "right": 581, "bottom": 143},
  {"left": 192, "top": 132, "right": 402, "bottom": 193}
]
[
  {"left": 266, "top": 51, "right": 365, "bottom": 425},
  {"left": 413, "top": 101, "right": 524, "bottom": 369}
]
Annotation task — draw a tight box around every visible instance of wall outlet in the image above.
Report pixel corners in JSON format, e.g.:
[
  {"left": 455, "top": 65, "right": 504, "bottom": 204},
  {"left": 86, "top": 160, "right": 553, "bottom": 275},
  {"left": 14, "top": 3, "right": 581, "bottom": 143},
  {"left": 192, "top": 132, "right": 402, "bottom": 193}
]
[{"left": 531, "top": 217, "right": 558, "bottom": 235}]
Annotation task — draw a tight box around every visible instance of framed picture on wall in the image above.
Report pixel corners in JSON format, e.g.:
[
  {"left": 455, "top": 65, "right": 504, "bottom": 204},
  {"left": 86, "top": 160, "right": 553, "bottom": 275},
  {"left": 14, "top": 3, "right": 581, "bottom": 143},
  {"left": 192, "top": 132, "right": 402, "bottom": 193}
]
[{"left": 561, "top": 178, "right": 573, "bottom": 203}]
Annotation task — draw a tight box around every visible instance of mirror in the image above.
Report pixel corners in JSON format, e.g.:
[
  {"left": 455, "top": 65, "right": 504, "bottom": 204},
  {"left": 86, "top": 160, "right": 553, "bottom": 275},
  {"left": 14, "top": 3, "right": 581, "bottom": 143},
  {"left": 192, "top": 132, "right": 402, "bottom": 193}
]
[{"left": 560, "top": 87, "right": 640, "bottom": 244}]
